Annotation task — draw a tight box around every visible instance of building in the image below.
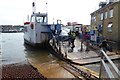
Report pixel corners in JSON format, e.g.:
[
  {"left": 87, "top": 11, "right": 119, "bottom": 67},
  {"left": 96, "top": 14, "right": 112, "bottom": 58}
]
[
  {"left": 0, "top": 25, "right": 24, "bottom": 32},
  {"left": 90, "top": 1, "right": 120, "bottom": 50}
]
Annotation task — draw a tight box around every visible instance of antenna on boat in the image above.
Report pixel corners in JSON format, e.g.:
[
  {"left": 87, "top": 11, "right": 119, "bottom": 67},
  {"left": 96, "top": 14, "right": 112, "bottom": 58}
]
[
  {"left": 32, "top": 2, "right": 36, "bottom": 14},
  {"left": 46, "top": 2, "right": 48, "bottom": 13},
  {"left": 46, "top": 2, "right": 48, "bottom": 23}
]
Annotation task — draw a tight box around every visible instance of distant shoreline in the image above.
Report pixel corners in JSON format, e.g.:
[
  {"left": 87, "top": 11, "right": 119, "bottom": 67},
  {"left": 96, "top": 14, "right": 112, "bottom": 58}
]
[{"left": 1, "top": 31, "right": 23, "bottom": 33}]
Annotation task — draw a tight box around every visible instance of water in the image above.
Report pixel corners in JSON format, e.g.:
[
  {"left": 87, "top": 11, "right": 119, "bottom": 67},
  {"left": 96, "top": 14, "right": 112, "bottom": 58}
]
[
  {"left": 1, "top": 33, "right": 75, "bottom": 78},
  {"left": 1, "top": 33, "right": 26, "bottom": 64}
]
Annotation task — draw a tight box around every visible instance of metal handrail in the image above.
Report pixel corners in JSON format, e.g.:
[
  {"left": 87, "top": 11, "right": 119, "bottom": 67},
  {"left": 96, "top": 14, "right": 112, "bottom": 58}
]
[
  {"left": 99, "top": 49, "right": 120, "bottom": 79},
  {"left": 101, "top": 59, "right": 114, "bottom": 78}
]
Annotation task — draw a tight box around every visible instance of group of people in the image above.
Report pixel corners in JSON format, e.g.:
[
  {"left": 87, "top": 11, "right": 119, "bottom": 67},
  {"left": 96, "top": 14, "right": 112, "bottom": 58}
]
[
  {"left": 81, "top": 32, "right": 112, "bottom": 52},
  {"left": 67, "top": 30, "right": 112, "bottom": 53}
]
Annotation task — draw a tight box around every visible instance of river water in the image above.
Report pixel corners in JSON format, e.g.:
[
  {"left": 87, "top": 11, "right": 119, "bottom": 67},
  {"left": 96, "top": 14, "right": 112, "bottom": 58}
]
[{"left": 1, "top": 33, "right": 75, "bottom": 78}]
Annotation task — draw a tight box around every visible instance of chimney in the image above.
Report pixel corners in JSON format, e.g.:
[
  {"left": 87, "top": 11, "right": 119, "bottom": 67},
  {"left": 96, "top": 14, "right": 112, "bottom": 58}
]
[{"left": 99, "top": 2, "right": 107, "bottom": 8}]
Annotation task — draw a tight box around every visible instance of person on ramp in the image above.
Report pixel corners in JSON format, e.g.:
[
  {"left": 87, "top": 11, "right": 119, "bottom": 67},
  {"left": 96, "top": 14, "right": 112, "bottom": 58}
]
[
  {"left": 68, "top": 31, "right": 76, "bottom": 52},
  {"left": 99, "top": 39, "right": 112, "bottom": 52}
]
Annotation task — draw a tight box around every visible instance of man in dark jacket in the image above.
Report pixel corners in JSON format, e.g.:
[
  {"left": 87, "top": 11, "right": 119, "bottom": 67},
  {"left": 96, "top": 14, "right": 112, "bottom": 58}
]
[
  {"left": 100, "top": 39, "right": 112, "bottom": 52},
  {"left": 68, "top": 31, "right": 75, "bottom": 51}
]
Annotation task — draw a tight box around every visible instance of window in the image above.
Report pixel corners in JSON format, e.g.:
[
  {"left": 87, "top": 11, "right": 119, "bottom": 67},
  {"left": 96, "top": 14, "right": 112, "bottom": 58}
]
[
  {"left": 100, "top": 13, "right": 104, "bottom": 20},
  {"left": 36, "top": 16, "right": 47, "bottom": 23},
  {"left": 31, "top": 16, "right": 35, "bottom": 22},
  {"left": 108, "top": 23, "right": 112, "bottom": 32},
  {"left": 105, "top": 12, "right": 107, "bottom": 19},
  {"left": 98, "top": 25, "right": 103, "bottom": 32},
  {"left": 109, "top": 9, "right": 113, "bottom": 18},
  {"left": 92, "top": 16, "right": 96, "bottom": 22},
  {"left": 36, "top": 17, "right": 43, "bottom": 23}
]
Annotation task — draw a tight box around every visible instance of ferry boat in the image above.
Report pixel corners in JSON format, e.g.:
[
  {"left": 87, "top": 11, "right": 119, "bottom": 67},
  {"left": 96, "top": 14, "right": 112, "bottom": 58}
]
[
  {"left": 23, "top": 2, "right": 51, "bottom": 47},
  {"left": 24, "top": 13, "right": 51, "bottom": 47},
  {"left": 23, "top": 2, "right": 69, "bottom": 47}
]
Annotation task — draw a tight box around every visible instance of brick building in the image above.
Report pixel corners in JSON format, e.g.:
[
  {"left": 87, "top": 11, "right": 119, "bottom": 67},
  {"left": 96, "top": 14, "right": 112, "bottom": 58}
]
[{"left": 90, "top": 1, "right": 120, "bottom": 50}]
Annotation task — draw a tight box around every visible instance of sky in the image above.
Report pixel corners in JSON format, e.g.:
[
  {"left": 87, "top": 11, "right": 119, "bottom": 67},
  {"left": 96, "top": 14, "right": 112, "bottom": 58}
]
[{"left": 0, "top": 0, "right": 106, "bottom": 25}]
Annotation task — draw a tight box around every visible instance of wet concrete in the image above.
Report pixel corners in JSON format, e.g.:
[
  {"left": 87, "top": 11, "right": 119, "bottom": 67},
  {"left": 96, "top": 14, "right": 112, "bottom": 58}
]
[
  {"left": 25, "top": 46, "right": 74, "bottom": 78},
  {"left": 29, "top": 60, "right": 75, "bottom": 78}
]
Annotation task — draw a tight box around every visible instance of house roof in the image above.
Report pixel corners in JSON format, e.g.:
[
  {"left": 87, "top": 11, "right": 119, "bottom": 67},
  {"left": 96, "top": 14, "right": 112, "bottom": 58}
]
[{"left": 90, "top": 2, "right": 118, "bottom": 15}]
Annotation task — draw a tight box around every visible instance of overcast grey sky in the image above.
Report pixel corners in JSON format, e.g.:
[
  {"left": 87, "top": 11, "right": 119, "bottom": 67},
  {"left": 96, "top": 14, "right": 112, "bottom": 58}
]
[{"left": 0, "top": 0, "right": 106, "bottom": 25}]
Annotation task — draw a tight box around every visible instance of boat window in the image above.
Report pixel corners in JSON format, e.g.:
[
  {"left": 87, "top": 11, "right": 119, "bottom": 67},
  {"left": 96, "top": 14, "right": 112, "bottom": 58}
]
[
  {"left": 36, "top": 16, "right": 47, "bottom": 23},
  {"left": 36, "top": 17, "right": 43, "bottom": 23},
  {"left": 31, "top": 16, "right": 35, "bottom": 22},
  {"left": 43, "top": 17, "right": 47, "bottom": 23}
]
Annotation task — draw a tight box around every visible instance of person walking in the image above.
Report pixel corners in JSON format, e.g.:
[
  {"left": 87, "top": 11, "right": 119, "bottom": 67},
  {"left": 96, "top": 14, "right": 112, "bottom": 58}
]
[
  {"left": 71, "top": 31, "right": 76, "bottom": 49},
  {"left": 68, "top": 30, "right": 75, "bottom": 52},
  {"left": 68, "top": 30, "right": 72, "bottom": 46},
  {"left": 84, "top": 32, "right": 90, "bottom": 51}
]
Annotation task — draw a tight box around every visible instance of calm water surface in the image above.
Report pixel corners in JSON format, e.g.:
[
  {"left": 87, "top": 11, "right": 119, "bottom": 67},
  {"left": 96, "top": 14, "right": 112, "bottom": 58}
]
[
  {"left": 2, "top": 33, "right": 26, "bottom": 64},
  {"left": 1, "top": 33, "right": 74, "bottom": 78}
]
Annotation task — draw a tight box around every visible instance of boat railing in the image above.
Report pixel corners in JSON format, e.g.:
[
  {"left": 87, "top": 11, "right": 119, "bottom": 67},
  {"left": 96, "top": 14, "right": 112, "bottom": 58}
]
[{"left": 99, "top": 49, "right": 120, "bottom": 79}]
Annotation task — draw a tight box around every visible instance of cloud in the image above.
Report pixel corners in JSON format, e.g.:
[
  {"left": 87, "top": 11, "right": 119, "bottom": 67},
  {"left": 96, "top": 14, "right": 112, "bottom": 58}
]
[{"left": 0, "top": 0, "right": 106, "bottom": 25}]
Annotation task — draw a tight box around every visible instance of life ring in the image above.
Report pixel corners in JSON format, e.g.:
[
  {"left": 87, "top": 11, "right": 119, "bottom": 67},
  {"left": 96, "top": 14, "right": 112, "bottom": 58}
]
[{"left": 30, "top": 23, "right": 34, "bottom": 29}]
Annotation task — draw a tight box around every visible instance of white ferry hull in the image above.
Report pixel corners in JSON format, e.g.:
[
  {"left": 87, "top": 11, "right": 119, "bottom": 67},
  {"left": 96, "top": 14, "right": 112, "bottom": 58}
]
[{"left": 24, "top": 38, "right": 48, "bottom": 48}]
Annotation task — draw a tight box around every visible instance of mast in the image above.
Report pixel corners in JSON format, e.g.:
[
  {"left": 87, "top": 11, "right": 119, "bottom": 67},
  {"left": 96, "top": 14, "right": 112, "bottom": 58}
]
[
  {"left": 32, "top": 2, "right": 36, "bottom": 14},
  {"left": 46, "top": 2, "right": 48, "bottom": 24}
]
